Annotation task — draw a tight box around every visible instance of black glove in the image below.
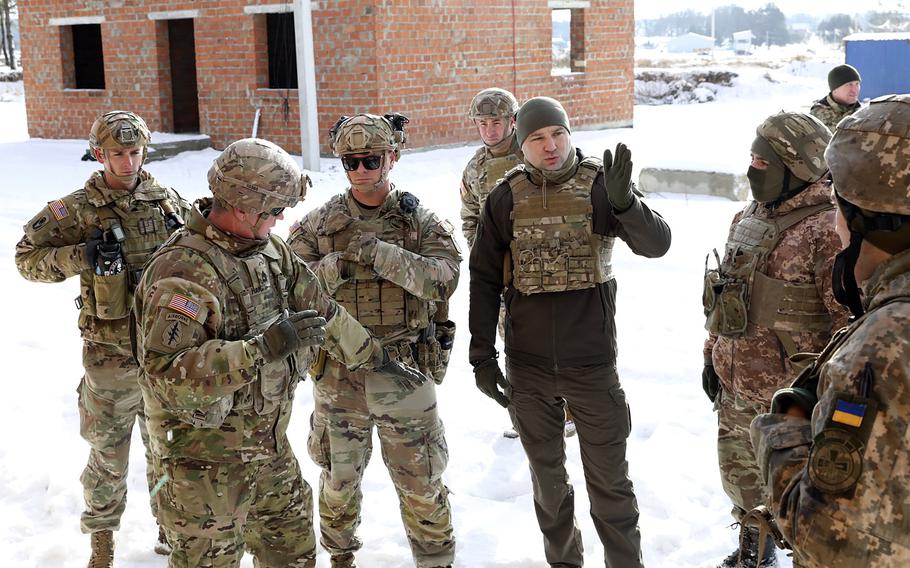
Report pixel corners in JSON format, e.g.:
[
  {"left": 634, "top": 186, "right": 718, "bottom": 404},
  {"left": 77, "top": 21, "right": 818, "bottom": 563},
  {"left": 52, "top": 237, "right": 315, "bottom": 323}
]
[
  {"left": 375, "top": 349, "right": 428, "bottom": 393},
  {"left": 474, "top": 358, "right": 510, "bottom": 408},
  {"left": 770, "top": 387, "right": 818, "bottom": 417},
  {"left": 603, "top": 142, "right": 634, "bottom": 212},
  {"left": 85, "top": 228, "right": 104, "bottom": 271},
  {"left": 702, "top": 364, "right": 720, "bottom": 402},
  {"left": 258, "top": 309, "right": 327, "bottom": 362},
  {"left": 85, "top": 228, "right": 124, "bottom": 276}
]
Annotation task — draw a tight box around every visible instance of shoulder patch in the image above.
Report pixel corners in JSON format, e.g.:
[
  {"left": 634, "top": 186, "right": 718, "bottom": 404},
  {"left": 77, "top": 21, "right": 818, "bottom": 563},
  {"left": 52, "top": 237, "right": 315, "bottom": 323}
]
[
  {"left": 165, "top": 293, "right": 208, "bottom": 323},
  {"left": 48, "top": 200, "right": 68, "bottom": 221},
  {"left": 503, "top": 164, "right": 526, "bottom": 184},
  {"left": 435, "top": 219, "right": 455, "bottom": 235}
]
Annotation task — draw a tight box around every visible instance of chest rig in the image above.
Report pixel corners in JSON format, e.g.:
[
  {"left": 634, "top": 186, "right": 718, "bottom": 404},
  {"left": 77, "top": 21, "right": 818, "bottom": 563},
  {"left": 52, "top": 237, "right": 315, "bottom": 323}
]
[
  {"left": 81, "top": 184, "right": 184, "bottom": 323},
  {"left": 506, "top": 157, "right": 614, "bottom": 295},
  {"left": 704, "top": 201, "right": 833, "bottom": 341},
  {"left": 168, "top": 231, "right": 298, "bottom": 417},
  {"left": 315, "top": 194, "right": 430, "bottom": 339},
  {"left": 476, "top": 152, "right": 522, "bottom": 205}
]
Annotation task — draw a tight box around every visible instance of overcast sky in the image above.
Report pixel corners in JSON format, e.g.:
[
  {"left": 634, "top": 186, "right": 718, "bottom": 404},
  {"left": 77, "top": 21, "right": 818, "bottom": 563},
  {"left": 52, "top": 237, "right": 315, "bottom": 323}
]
[{"left": 634, "top": 0, "right": 906, "bottom": 20}]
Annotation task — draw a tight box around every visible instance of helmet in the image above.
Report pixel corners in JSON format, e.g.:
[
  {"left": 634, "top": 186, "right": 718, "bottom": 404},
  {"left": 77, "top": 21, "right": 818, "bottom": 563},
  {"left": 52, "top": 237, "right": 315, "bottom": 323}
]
[
  {"left": 329, "top": 113, "right": 407, "bottom": 158},
  {"left": 89, "top": 110, "right": 151, "bottom": 152},
  {"left": 756, "top": 112, "right": 831, "bottom": 183},
  {"left": 207, "top": 138, "right": 307, "bottom": 213},
  {"left": 826, "top": 94, "right": 910, "bottom": 216},
  {"left": 468, "top": 88, "right": 519, "bottom": 119}
]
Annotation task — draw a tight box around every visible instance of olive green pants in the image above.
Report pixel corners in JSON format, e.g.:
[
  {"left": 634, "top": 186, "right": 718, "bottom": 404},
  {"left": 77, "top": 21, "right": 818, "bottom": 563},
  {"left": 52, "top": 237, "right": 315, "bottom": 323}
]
[{"left": 505, "top": 359, "right": 644, "bottom": 568}]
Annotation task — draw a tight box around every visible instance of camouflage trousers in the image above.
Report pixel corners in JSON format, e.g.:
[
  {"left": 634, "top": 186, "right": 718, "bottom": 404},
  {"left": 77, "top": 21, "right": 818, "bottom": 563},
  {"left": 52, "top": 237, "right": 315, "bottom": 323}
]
[
  {"left": 78, "top": 340, "right": 156, "bottom": 533},
  {"left": 716, "top": 387, "right": 770, "bottom": 523},
  {"left": 308, "top": 357, "right": 455, "bottom": 568},
  {"left": 156, "top": 449, "right": 315, "bottom": 568}
]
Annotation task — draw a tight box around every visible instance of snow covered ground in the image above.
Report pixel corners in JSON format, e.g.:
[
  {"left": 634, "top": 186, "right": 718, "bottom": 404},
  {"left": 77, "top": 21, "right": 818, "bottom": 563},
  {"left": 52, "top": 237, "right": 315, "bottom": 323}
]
[{"left": 0, "top": 44, "right": 841, "bottom": 567}]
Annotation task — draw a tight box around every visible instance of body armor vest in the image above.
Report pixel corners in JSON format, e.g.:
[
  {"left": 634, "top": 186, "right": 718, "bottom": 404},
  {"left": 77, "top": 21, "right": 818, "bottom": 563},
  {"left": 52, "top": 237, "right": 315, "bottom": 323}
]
[
  {"left": 314, "top": 194, "right": 431, "bottom": 341},
  {"left": 79, "top": 182, "right": 184, "bottom": 336},
  {"left": 507, "top": 157, "right": 614, "bottom": 295},
  {"left": 704, "top": 201, "right": 833, "bottom": 340},
  {"left": 477, "top": 153, "right": 522, "bottom": 206},
  {"left": 164, "top": 230, "right": 300, "bottom": 432}
]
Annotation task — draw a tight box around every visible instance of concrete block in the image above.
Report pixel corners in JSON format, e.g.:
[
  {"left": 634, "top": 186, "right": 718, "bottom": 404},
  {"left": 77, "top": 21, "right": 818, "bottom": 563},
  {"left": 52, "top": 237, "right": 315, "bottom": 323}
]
[{"left": 637, "top": 167, "right": 748, "bottom": 201}]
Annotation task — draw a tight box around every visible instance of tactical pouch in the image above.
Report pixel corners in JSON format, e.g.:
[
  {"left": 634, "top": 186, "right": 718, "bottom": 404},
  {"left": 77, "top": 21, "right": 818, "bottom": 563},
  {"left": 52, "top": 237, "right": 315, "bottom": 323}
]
[
  {"left": 92, "top": 271, "right": 130, "bottom": 320},
  {"left": 173, "top": 395, "right": 233, "bottom": 429},
  {"left": 703, "top": 268, "right": 748, "bottom": 337},
  {"left": 255, "top": 358, "right": 291, "bottom": 416}
]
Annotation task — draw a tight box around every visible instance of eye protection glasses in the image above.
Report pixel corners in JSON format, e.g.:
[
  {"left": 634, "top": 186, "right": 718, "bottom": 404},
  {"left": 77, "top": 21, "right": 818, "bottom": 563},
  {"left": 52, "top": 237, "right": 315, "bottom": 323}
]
[{"left": 341, "top": 155, "right": 383, "bottom": 172}]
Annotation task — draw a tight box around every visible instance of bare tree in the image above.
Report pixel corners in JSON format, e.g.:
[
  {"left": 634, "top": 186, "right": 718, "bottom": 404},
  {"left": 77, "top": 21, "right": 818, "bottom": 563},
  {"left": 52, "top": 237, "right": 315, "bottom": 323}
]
[{"left": 0, "top": 0, "right": 15, "bottom": 69}]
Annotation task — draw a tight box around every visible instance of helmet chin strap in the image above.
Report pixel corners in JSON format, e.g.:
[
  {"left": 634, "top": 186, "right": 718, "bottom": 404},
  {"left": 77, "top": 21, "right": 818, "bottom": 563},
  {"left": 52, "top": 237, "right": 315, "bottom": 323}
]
[
  {"left": 101, "top": 149, "right": 144, "bottom": 188},
  {"left": 347, "top": 153, "right": 391, "bottom": 193}
]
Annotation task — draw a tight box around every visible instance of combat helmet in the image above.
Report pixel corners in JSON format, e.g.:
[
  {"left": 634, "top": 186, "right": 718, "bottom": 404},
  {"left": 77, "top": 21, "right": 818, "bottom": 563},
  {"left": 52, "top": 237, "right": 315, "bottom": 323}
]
[
  {"left": 89, "top": 110, "right": 151, "bottom": 153},
  {"left": 756, "top": 111, "right": 832, "bottom": 183},
  {"left": 329, "top": 113, "right": 408, "bottom": 159},
  {"left": 826, "top": 95, "right": 910, "bottom": 317},
  {"left": 468, "top": 88, "right": 519, "bottom": 120},
  {"left": 207, "top": 138, "right": 308, "bottom": 214}
]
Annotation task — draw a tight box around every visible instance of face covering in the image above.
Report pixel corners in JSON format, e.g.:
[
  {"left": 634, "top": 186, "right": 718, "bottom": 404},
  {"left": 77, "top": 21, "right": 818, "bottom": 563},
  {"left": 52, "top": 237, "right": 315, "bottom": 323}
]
[{"left": 748, "top": 136, "right": 789, "bottom": 203}]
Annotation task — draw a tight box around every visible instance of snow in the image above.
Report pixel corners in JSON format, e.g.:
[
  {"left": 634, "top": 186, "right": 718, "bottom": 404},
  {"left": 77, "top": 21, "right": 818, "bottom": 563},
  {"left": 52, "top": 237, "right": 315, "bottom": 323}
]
[
  {"left": 844, "top": 31, "right": 910, "bottom": 41},
  {"left": 0, "top": 43, "right": 838, "bottom": 567}
]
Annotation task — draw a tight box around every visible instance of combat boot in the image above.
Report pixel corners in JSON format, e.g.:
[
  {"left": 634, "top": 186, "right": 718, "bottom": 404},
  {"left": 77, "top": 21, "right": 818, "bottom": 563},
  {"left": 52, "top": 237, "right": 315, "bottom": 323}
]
[
  {"left": 330, "top": 552, "right": 357, "bottom": 568},
  {"left": 718, "top": 526, "right": 778, "bottom": 568},
  {"left": 87, "top": 530, "right": 114, "bottom": 568},
  {"left": 154, "top": 525, "right": 172, "bottom": 555}
]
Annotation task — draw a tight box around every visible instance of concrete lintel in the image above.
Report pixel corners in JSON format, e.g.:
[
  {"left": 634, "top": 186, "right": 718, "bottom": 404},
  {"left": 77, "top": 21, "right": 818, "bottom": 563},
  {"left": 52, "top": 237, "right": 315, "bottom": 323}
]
[
  {"left": 148, "top": 10, "right": 200, "bottom": 20},
  {"left": 244, "top": 3, "right": 293, "bottom": 14},
  {"left": 48, "top": 16, "right": 105, "bottom": 26},
  {"left": 637, "top": 167, "right": 749, "bottom": 201},
  {"left": 548, "top": 0, "right": 591, "bottom": 9}
]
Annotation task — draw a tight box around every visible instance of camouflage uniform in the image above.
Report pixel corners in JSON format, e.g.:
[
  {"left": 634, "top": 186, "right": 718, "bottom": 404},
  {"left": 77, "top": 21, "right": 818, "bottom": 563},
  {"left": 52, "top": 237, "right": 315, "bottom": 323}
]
[
  {"left": 809, "top": 94, "right": 861, "bottom": 132},
  {"left": 751, "top": 95, "right": 910, "bottom": 568},
  {"left": 134, "top": 139, "right": 384, "bottom": 568},
  {"left": 14, "top": 112, "right": 190, "bottom": 540},
  {"left": 703, "top": 114, "right": 849, "bottom": 532},
  {"left": 288, "top": 113, "right": 460, "bottom": 568}
]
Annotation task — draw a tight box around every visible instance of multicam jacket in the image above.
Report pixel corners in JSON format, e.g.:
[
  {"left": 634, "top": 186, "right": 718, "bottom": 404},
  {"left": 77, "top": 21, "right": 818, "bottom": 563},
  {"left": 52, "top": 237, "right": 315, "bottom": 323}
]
[
  {"left": 134, "top": 199, "right": 379, "bottom": 464},
  {"left": 15, "top": 170, "right": 190, "bottom": 346},
  {"left": 704, "top": 180, "right": 850, "bottom": 405},
  {"left": 460, "top": 134, "right": 522, "bottom": 248},
  {"left": 810, "top": 94, "right": 861, "bottom": 132},
  {"left": 750, "top": 249, "right": 910, "bottom": 567}
]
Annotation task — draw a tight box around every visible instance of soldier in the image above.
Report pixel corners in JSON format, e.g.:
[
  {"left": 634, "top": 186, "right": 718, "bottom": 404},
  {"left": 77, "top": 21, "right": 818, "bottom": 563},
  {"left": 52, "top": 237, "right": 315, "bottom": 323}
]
[
  {"left": 702, "top": 112, "right": 850, "bottom": 568},
  {"left": 15, "top": 111, "right": 190, "bottom": 566},
  {"left": 288, "top": 113, "right": 459, "bottom": 568},
  {"left": 751, "top": 94, "right": 910, "bottom": 567},
  {"left": 461, "top": 88, "right": 575, "bottom": 438},
  {"left": 468, "top": 96, "right": 671, "bottom": 567},
  {"left": 809, "top": 64, "right": 862, "bottom": 131},
  {"left": 134, "top": 138, "right": 424, "bottom": 568}
]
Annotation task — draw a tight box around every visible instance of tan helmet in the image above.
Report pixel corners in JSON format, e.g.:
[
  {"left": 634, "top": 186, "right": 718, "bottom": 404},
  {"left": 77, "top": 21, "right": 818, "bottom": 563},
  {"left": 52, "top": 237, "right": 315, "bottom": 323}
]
[
  {"left": 756, "top": 112, "right": 831, "bottom": 183},
  {"left": 207, "top": 138, "right": 308, "bottom": 214},
  {"left": 89, "top": 110, "right": 151, "bottom": 152},
  {"left": 469, "top": 88, "right": 519, "bottom": 119},
  {"left": 329, "top": 113, "right": 407, "bottom": 159},
  {"left": 826, "top": 94, "right": 910, "bottom": 216}
]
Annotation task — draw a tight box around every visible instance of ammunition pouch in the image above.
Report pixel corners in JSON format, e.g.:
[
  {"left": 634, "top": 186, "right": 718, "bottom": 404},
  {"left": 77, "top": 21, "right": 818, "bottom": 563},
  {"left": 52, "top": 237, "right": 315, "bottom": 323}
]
[
  {"left": 703, "top": 267, "right": 748, "bottom": 337},
  {"left": 416, "top": 319, "right": 456, "bottom": 385},
  {"left": 173, "top": 395, "right": 233, "bottom": 429},
  {"left": 92, "top": 270, "right": 130, "bottom": 320}
]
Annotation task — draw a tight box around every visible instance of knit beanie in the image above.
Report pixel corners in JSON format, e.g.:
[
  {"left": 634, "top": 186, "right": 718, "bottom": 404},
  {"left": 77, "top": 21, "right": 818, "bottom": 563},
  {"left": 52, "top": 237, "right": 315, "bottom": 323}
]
[
  {"left": 516, "top": 97, "right": 571, "bottom": 147},
  {"left": 828, "top": 64, "right": 861, "bottom": 91}
]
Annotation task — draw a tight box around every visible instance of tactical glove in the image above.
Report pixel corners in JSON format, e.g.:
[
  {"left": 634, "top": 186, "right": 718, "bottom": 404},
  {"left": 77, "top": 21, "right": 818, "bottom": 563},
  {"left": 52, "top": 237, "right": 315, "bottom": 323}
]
[
  {"left": 770, "top": 387, "right": 817, "bottom": 418},
  {"left": 474, "top": 358, "right": 510, "bottom": 408},
  {"left": 603, "top": 142, "right": 635, "bottom": 213},
  {"left": 343, "top": 232, "right": 381, "bottom": 266},
  {"left": 258, "top": 309, "right": 327, "bottom": 362},
  {"left": 702, "top": 364, "right": 720, "bottom": 402},
  {"left": 84, "top": 228, "right": 105, "bottom": 271},
  {"left": 85, "top": 228, "right": 124, "bottom": 276},
  {"left": 374, "top": 348, "right": 428, "bottom": 393}
]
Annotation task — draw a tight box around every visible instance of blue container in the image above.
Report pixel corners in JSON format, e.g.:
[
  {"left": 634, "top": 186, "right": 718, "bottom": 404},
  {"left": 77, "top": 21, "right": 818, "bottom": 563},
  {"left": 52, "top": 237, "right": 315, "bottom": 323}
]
[{"left": 844, "top": 33, "right": 910, "bottom": 100}]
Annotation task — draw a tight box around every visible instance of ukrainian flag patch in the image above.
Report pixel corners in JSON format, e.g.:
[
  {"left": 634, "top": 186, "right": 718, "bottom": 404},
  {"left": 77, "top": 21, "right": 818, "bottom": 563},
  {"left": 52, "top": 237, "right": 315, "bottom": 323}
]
[{"left": 832, "top": 399, "right": 865, "bottom": 428}]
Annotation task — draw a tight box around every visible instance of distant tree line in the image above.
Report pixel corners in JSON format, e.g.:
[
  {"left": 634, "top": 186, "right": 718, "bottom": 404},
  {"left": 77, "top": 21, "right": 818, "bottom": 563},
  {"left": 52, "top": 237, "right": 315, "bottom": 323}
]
[{"left": 639, "top": 3, "right": 910, "bottom": 46}]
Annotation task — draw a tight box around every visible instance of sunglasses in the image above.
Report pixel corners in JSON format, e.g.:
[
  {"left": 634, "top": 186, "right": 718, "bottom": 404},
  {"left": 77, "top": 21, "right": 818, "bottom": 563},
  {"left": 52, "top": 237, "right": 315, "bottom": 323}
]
[
  {"left": 341, "top": 155, "right": 383, "bottom": 172},
  {"left": 267, "top": 207, "right": 285, "bottom": 217}
]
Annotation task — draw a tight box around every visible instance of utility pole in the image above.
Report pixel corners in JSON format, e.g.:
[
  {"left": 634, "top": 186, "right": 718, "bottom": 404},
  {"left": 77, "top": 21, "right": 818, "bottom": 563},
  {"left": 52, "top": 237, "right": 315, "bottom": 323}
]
[{"left": 294, "top": 0, "right": 320, "bottom": 172}]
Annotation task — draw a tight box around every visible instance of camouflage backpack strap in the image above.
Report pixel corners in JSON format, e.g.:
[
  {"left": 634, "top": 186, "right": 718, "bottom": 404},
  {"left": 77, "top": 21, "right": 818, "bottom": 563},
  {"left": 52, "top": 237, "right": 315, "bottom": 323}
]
[
  {"left": 576, "top": 156, "right": 603, "bottom": 190},
  {"left": 169, "top": 232, "right": 255, "bottom": 330},
  {"left": 772, "top": 202, "right": 833, "bottom": 235}
]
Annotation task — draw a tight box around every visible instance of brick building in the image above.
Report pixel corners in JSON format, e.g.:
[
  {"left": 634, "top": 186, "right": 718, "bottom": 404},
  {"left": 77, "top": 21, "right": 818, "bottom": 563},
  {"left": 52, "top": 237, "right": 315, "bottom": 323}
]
[{"left": 20, "top": 0, "right": 633, "bottom": 155}]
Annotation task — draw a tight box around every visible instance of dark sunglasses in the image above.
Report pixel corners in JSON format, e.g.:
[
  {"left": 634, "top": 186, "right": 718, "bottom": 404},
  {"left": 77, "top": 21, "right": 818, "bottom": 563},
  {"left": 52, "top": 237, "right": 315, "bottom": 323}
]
[
  {"left": 267, "top": 207, "right": 285, "bottom": 217},
  {"left": 341, "top": 155, "right": 383, "bottom": 172}
]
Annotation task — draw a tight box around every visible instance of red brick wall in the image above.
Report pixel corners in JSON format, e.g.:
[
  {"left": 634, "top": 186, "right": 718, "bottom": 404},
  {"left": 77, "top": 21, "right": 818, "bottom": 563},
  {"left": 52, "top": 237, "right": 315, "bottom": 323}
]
[{"left": 21, "top": 0, "right": 633, "bottom": 155}]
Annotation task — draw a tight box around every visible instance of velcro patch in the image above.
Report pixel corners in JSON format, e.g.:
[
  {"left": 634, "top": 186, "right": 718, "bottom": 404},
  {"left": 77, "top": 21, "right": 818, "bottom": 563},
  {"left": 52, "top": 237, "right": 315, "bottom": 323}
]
[
  {"left": 166, "top": 293, "right": 207, "bottom": 323},
  {"left": 49, "top": 199, "right": 68, "bottom": 221}
]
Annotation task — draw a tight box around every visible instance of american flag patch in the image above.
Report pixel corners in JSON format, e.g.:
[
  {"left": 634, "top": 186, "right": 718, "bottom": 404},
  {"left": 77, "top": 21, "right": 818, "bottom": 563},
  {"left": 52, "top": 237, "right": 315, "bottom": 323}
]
[
  {"left": 49, "top": 200, "right": 68, "bottom": 221},
  {"left": 167, "top": 293, "right": 201, "bottom": 320}
]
